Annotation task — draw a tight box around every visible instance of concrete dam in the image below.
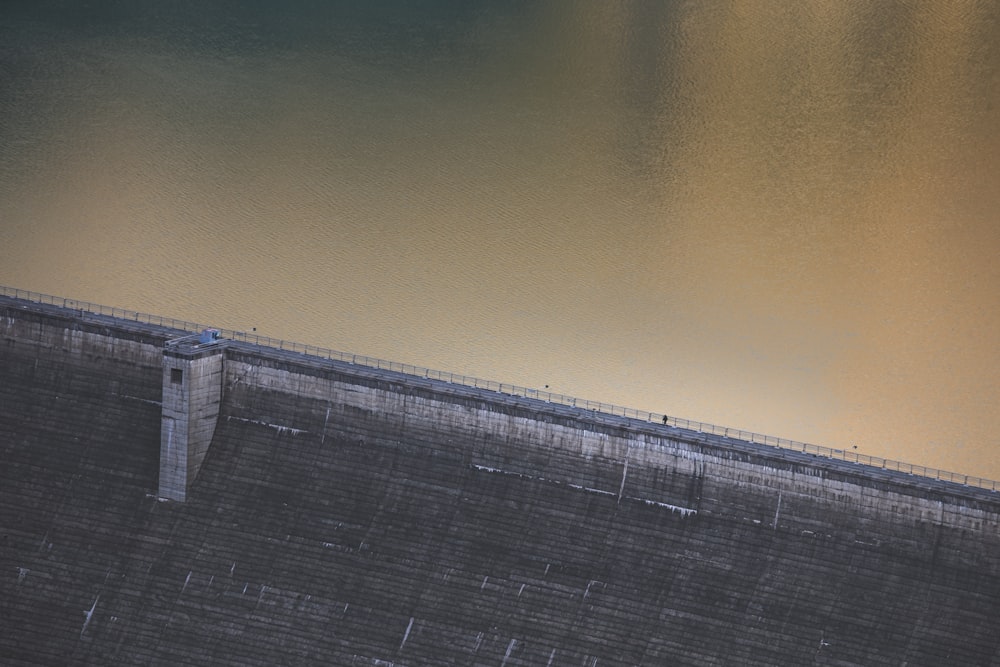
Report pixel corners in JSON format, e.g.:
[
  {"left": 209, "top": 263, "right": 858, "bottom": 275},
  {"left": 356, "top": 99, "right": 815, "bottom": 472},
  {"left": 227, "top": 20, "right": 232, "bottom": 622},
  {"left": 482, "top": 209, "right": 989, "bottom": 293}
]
[{"left": 2, "top": 291, "right": 1000, "bottom": 666}]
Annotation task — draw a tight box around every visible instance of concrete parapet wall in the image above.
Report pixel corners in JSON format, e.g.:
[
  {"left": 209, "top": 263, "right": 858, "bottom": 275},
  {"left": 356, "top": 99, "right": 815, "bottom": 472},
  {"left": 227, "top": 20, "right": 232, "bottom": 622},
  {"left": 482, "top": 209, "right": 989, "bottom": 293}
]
[
  {"left": 1, "top": 302, "right": 168, "bottom": 419},
  {"left": 1, "top": 302, "right": 166, "bottom": 368},
  {"left": 223, "top": 349, "right": 1000, "bottom": 571}
]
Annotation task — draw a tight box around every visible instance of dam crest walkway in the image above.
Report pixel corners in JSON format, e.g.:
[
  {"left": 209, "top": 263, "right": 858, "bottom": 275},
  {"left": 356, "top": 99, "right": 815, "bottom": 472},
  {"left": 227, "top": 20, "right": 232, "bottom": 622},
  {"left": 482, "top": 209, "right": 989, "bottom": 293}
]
[{"left": 2, "top": 284, "right": 996, "bottom": 494}]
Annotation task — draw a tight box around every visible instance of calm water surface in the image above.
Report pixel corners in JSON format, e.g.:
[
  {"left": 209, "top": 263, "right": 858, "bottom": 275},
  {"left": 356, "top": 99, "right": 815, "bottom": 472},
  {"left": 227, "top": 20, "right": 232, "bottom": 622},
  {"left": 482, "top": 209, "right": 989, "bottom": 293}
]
[{"left": 2, "top": 1, "right": 999, "bottom": 479}]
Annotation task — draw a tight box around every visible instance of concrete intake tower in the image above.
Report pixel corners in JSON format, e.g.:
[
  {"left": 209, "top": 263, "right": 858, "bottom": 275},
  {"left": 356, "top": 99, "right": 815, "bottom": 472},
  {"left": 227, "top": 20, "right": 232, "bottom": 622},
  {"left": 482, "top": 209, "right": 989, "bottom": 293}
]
[{"left": 1, "top": 289, "right": 999, "bottom": 666}]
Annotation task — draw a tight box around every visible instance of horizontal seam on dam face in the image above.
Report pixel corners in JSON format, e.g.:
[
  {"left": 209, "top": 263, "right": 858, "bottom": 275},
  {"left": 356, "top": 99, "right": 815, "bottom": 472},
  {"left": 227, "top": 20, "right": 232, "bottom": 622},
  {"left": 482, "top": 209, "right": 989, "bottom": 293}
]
[{"left": 470, "top": 463, "right": 697, "bottom": 516}]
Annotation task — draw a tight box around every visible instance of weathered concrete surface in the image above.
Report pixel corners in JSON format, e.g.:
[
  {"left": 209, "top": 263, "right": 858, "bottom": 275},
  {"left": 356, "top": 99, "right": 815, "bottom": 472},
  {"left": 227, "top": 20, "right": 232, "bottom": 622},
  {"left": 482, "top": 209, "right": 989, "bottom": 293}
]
[
  {"left": 0, "top": 302, "right": 168, "bottom": 665},
  {"left": 2, "top": 297, "right": 1000, "bottom": 665},
  {"left": 160, "top": 345, "right": 224, "bottom": 501}
]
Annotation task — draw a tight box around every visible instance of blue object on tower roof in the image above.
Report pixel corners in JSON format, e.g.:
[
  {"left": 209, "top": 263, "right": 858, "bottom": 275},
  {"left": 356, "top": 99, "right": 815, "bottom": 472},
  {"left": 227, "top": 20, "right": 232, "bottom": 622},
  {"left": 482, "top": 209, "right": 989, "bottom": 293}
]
[{"left": 199, "top": 328, "right": 220, "bottom": 344}]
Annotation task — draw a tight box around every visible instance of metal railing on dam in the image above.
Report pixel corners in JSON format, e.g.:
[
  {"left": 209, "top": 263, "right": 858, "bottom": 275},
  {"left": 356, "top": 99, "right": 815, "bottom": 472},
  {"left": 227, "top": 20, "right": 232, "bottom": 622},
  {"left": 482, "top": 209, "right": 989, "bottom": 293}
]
[{"left": 3, "top": 284, "right": 998, "bottom": 493}]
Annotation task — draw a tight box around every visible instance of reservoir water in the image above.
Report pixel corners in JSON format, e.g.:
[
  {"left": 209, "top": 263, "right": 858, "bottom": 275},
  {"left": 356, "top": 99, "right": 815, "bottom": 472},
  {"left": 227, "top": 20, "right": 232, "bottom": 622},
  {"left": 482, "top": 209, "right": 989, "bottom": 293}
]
[{"left": 2, "top": 1, "right": 998, "bottom": 479}]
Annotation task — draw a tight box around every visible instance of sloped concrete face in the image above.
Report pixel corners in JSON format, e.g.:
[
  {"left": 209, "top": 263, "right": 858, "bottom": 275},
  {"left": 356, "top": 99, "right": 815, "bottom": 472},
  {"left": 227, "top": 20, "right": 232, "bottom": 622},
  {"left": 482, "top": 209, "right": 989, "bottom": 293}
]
[
  {"left": 160, "top": 346, "right": 224, "bottom": 501},
  {"left": 193, "top": 350, "right": 1000, "bottom": 665},
  {"left": 3, "top": 297, "right": 1000, "bottom": 665}
]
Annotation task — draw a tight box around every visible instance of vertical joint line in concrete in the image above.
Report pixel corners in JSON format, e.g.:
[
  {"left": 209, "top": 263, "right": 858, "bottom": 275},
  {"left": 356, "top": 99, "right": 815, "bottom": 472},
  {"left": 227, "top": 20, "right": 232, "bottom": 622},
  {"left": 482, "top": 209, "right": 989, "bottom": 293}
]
[
  {"left": 80, "top": 595, "right": 100, "bottom": 638},
  {"left": 617, "top": 448, "right": 630, "bottom": 505},
  {"left": 401, "top": 391, "right": 408, "bottom": 434},
  {"left": 399, "top": 616, "right": 414, "bottom": 652},
  {"left": 321, "top": 405, "right": 331, "bottom": 447},
  {"left": 772, "top": 491, "right": 782, "bottom": 530},
  {"left": 501, "top": 639, "right": 518, "bottom": 666}
]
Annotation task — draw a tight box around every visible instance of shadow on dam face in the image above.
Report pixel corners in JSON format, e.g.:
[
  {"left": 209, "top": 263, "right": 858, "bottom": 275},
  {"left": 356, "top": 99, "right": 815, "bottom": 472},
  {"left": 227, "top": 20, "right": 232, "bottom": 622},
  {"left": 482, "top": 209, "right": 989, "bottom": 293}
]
[{"left": 2, "top": 293, "right": 1000, "bottom": 666}]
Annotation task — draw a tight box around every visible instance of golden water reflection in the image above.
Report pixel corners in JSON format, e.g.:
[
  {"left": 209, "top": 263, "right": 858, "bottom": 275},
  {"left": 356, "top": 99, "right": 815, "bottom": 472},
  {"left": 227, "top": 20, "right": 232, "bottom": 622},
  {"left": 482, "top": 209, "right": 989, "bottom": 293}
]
[{"left": 1, "top": 1, "right": 998, "bottom": 479}]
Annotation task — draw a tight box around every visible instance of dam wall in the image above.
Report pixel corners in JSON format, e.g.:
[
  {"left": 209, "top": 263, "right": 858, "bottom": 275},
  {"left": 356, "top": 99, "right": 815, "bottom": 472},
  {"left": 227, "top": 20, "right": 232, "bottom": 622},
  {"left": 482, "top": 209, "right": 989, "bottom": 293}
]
[
  {"left": 1, "top": 299, "right": 168, "bottom": 382},
  {"left": 224, "top": 347, "right": 1000, "bottom": 547},
  {"left": 2, "top": 295, "right": 1000, "bottom": 665},
  {"left": 0, "top": 302, "right": 170, "bottom": 666}
]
